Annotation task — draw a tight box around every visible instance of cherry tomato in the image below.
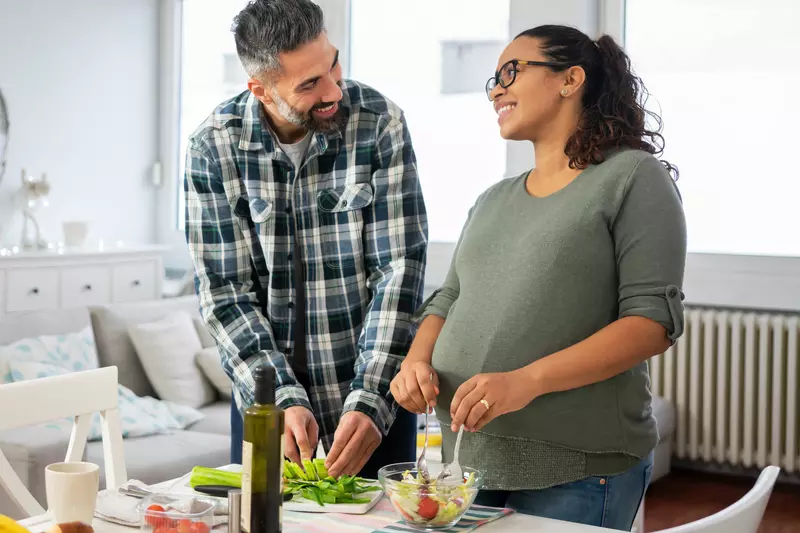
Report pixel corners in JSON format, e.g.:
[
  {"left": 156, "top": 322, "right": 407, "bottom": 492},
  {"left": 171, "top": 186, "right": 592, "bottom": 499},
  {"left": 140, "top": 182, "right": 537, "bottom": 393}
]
[
  {"left": 417, "top": 497, "right": 439, "bottom": 520},
  {"left": 176, "top": 519, "right": 192, "bottom": 533},
  {"left": 190, "top": 521, "right": 210, "bottom": 533},
  {"left": 145, "top": 505, "right": 166, "bottom": 527}
]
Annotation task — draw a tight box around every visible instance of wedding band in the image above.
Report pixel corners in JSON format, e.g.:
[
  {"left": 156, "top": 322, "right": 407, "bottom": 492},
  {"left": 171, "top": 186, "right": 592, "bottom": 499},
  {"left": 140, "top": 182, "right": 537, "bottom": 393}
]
[{"left": 480, "top": 399, "right": 491, "bottom": 410}]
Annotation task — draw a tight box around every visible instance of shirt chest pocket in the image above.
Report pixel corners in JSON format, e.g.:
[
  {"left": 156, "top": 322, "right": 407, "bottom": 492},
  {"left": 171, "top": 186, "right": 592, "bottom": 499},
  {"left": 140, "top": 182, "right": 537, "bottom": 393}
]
[
  {"left": 316, "top": 182, "right": 374, "bottom": 271},
  {"left": 232, "top": 196, "right": 278, "bottom": 279}
]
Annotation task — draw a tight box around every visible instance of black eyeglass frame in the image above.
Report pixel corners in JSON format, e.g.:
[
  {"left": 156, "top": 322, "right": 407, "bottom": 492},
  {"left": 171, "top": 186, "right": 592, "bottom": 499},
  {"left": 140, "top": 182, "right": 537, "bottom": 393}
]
[{"left": 485, "top": 59, "right": 570, "bottom": 100}]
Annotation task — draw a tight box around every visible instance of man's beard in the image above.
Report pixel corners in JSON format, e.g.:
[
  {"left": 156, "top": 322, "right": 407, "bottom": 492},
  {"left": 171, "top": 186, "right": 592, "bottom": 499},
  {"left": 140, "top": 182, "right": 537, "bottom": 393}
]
[{"left": 272, "top": 90, "right": 346, "bottom": 134}]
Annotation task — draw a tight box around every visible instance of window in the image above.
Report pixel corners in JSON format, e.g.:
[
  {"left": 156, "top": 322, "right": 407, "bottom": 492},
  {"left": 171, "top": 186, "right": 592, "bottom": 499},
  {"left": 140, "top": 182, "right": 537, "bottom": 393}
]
[
  {"left": 624, "top": 0, "right": 800, "bottom": 258},
  {"left": 349, "top": 0, "right": 511, "bottom": 242},
  {"left": 175, "top": 0, "right": 251, "bottom": 230},
  {"left": 165, "top": 0, "right": 511, "bottom": 245}
]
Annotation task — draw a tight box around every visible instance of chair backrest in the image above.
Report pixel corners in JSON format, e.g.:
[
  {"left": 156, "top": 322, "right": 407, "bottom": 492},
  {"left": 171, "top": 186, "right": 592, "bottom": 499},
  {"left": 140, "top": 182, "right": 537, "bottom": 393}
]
[
  {"left": 0, "top": 366, "right": 127, "bottom": 517},
  {"left": 653, "top": 466, "right": 781, "bottom": 533}
]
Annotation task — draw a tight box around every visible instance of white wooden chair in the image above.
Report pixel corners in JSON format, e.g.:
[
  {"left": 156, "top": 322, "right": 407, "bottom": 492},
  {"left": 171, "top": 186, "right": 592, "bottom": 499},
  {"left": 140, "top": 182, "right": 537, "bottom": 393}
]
[
  {"left": 652, "top": 465, "right": 780, "bottom": 533},
  {"left": 632, "top": 499, "right": 645, "bottom": 533},
  {"left": 0, "top": 366, "right": 127, "bottom": 517}
]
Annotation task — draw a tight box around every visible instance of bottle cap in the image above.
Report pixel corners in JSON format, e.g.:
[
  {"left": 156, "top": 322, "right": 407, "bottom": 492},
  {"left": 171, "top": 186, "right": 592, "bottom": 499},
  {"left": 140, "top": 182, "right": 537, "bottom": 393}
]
[{"left": 254, "top": 365, "right": 276, "bottom": 404}]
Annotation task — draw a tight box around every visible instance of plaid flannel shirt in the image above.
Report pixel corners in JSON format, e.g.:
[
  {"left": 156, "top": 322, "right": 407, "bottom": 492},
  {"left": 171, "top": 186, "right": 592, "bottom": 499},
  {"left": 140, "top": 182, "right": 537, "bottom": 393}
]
[{"left": 184, "top": 80, "right": 428, "bottom": 449}]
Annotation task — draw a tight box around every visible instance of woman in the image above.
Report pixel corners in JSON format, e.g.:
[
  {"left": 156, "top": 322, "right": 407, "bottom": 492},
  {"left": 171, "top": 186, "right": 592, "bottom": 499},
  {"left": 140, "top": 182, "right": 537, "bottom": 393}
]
[{"left": 389, "top": 25, "right": 686, "bottom": 531}]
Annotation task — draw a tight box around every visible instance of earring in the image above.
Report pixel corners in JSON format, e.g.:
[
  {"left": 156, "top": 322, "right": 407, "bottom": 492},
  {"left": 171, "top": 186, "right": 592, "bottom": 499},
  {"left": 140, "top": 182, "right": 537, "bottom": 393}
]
[{"left": 560, "top": 89, "right": 569, "bottom": 96}]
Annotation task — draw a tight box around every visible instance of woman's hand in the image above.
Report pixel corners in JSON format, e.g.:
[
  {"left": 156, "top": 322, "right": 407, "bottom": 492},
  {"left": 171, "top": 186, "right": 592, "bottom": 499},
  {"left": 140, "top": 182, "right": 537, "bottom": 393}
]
[
  {"left": 449, "top": 369, "right": 540, "bottom": 432},
  {"left": 390, "top": 360, "right": 440, "bottom": 414}
]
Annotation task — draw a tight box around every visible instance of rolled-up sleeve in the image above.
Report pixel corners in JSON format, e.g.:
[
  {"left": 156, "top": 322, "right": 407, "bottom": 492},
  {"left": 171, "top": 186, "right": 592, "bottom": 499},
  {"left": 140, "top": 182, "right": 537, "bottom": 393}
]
[{"left": 612, "top": 155, "right": 688, "bottom": 342}]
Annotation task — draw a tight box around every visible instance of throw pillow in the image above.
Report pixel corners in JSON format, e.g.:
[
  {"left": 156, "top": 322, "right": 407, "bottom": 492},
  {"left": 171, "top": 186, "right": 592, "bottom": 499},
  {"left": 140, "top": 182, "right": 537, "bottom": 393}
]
[
  {"left": 0, "top": 325, "right": 99, "bottom": 384},
  {"left": 195, "top": 347, "right": 232, "bottom": 399},
  {"left": 27, "top": 378, "right": 205, "bottom": 440},
  {"left": 127, "top": 311, "right": 216, "bottom": 408},
  {"left": 193, "top": 317, "right": 217, "bottom": 348}
]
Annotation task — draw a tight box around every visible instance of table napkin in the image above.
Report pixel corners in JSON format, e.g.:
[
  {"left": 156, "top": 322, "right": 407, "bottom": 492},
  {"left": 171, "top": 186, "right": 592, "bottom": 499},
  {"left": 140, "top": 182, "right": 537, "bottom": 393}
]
[{"left": 94, "top": 480, "right": 228, "bottom": 528}]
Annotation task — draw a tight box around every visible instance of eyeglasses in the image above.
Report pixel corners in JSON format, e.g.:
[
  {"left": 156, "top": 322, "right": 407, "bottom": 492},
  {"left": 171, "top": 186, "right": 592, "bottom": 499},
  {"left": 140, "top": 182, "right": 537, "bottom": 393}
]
[{"left": 485, "top": 59, "right": 570, "bottom": 100}]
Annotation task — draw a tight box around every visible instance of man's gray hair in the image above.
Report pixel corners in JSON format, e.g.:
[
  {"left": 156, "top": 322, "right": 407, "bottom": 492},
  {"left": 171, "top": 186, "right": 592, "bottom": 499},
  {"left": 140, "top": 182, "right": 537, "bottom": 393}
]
[{"left": 232, "top": 0, "right": 325, "bottom": 78}]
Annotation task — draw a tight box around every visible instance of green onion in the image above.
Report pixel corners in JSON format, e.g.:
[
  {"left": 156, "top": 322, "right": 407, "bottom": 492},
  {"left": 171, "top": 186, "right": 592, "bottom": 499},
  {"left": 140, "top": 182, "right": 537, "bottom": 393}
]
[
  {"left": 189, "top": 466, "right": 242, "bottom": 488},
  {"left": 188, "top": 464, "right": 377, "bottom": 507},
  {"left": 282, "top": 460, "right": 378, "bottom": 507}
]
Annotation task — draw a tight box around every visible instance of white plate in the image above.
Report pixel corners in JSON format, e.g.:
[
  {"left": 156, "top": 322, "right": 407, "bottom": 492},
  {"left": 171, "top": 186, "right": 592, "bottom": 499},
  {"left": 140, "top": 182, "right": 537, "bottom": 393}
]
[
  {"left": 283, "top": 485, "right": 383, "bottom": 514},
  {"left": 182, "top": 465, "right": 384, "bottom": 515}
]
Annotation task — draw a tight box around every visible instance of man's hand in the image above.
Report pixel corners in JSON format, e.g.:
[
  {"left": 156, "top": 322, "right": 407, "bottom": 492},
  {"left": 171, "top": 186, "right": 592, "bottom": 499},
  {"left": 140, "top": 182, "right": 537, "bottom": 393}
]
[
  {"left": 324, "top": 411, "right": 382, "bottom": 478},
  {"left": 284, "top": 406, "right": 319, "bottom": 465}
]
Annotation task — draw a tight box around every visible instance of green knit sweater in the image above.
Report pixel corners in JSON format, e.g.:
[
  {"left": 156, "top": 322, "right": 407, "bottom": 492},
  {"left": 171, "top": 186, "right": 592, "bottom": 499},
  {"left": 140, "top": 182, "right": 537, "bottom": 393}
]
[{"left": 418, "top": 149, "right": 687, "bottom": 490}]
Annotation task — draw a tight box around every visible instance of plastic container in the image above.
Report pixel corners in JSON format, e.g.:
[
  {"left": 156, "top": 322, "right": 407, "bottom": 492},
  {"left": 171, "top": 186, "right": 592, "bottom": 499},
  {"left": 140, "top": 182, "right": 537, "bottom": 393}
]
[
  {"left": 377, "top": 462, "right": 483, "bottom": 531},
  {"left": 138, "top": 493, "right": 215, "bottom": 533}
]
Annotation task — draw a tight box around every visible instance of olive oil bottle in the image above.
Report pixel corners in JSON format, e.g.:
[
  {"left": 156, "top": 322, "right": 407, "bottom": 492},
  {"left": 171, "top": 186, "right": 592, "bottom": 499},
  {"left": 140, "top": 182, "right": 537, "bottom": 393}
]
[{"left": 241, "top": 366, "right": 285, "bottom": 533}]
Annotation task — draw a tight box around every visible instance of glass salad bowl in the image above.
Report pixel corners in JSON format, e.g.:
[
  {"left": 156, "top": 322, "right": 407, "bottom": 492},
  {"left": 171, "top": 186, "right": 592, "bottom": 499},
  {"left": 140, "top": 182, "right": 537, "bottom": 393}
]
[{"left": 377, "top": 462, "right": 483, "bottom": 531}]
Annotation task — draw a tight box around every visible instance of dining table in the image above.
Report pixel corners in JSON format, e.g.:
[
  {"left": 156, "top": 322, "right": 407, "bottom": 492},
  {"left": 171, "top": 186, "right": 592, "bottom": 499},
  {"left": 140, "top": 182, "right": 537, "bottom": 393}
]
[{"left": 18, "top": 465, "right": 616, "bottom": 533}]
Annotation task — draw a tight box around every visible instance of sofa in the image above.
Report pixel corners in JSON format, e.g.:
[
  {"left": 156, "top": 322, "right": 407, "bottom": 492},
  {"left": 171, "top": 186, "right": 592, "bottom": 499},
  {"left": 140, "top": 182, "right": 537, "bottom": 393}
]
[
  {"left": 0, "top": 296, "right": 232, "bottom": 519},
  {"left": 0, "top": 294, "right": 676, "bottom": 520}
]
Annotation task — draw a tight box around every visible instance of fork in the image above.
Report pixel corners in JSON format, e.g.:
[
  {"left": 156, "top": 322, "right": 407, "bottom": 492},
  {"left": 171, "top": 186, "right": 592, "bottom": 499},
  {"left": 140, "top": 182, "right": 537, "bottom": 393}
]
[
  {"left": 436, "top": 424, "right": 464, "bottom": 483},
  {"left": 119, "top": 484, "right": 228, "bottom": 513},
  {"left": 416, "top": 373, "right": 434, "bottom": 482},
  {"left": 118, "top": 485, "right": 178, "bottom": 505}
]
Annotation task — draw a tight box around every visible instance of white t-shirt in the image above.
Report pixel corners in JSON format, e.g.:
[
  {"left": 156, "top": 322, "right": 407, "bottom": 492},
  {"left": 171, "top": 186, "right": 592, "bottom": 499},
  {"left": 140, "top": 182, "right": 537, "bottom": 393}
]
[{"left": 276, "top": 131, "right": 312, "bottom": 171}]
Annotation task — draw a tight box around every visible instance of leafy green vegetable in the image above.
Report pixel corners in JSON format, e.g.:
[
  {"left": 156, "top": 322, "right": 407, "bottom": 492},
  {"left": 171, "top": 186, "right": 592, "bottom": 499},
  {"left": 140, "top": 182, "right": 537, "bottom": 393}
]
[
  {"left": 188, "top": 463, "right": 378, "bottom": 507},
  {"left": 313, "top": 458, "right": 329, "bottom": 479},
  {"left": 282, "top": 460, "right": 377, "bottom": 506},
  {"left": 189, "top": 466, "right": 242, "bottom": 488},
  {"left": 301, "top": 459, "right": 318, "bottom": 480}
]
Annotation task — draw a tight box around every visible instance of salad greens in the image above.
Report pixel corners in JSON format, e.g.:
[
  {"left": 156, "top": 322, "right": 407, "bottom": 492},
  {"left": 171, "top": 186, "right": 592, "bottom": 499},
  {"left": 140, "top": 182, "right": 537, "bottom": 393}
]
[
  {"left": 282, "top": 459, "right": 377, "bottom": 506},
  {"left": 188, "top": 461, "right": 379, "bottom": 507},
  {"left": 387, "top": 470, "right": 478, "bottom": 527}
]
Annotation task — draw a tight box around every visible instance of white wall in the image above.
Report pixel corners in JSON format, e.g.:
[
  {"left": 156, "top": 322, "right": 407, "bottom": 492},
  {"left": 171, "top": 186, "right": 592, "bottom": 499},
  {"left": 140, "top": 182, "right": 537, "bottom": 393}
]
[
  {"left": 0, "top": 0, "right": 159, "bottom": 248},
  {"left": 505, "top": 0, "right": 599, "bottom": 176},
  {"left": 424, "top": 0, "right": 602, "bottom": 296},
  {"left": 425, "top": 0, "right": 800, "bottom": 312}
]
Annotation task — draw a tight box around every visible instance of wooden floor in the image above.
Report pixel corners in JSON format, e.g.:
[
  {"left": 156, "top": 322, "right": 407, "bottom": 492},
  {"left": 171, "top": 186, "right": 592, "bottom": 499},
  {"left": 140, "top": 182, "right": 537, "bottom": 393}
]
[{"left": 645, "top": 469, "right": 800, "bottom": 532}]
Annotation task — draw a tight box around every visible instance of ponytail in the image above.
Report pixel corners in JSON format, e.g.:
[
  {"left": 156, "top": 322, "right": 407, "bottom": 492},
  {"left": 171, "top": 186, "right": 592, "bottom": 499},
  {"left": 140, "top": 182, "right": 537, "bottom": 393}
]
[{"left": 516, "top": 26, "right": 678, "bottom": 179}]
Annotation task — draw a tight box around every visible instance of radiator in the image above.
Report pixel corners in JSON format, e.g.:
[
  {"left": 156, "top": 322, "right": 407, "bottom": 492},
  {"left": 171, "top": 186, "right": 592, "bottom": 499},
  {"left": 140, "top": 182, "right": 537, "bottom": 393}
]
[{"left": 649, "top": 308, "right": 800, "bottom": 474}]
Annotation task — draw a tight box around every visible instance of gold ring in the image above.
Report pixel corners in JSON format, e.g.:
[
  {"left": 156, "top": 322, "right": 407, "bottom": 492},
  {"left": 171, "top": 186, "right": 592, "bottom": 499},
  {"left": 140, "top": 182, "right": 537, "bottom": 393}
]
[{"left": 480, "top": 399, "right": 491, "bottom": 410}]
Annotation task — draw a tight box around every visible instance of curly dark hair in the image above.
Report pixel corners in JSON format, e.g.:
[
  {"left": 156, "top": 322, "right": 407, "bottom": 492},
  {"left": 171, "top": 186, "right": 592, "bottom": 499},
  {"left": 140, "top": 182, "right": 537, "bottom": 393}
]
[{"left": 516, "top": 25, "right": 678, "bottom": 180}]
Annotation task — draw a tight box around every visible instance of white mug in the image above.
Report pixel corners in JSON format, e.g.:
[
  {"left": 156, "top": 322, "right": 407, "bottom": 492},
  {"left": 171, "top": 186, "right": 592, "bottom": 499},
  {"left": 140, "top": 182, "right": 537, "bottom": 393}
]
[{"left": 45, "top": 462, "right": 100, "bottom": 524}]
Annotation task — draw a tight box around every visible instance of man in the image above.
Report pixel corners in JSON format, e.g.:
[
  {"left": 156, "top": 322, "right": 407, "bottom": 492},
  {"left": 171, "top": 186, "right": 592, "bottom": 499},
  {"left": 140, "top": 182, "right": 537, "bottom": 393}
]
[{"left": 184, "top": 0, "right": 427, "bottom": 479}]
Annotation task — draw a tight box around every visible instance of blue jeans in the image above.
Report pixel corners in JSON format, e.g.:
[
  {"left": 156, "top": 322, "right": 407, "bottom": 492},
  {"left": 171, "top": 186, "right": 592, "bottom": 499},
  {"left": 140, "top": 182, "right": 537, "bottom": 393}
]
[
  {"left": 474, "top": 451, "right": 653, "bottom": 531},
  {"left": 230, "top": 396, "right": 416, "bottom": 479},
  {"left": 230, "top": 397, "right": 244, "bottom": 465}
]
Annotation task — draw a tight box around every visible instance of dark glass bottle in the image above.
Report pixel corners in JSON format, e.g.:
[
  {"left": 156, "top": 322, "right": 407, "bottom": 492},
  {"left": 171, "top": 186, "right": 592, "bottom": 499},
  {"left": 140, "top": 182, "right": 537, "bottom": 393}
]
[{"left": 241, "top": 366, "right": 284, "bottom": 533}]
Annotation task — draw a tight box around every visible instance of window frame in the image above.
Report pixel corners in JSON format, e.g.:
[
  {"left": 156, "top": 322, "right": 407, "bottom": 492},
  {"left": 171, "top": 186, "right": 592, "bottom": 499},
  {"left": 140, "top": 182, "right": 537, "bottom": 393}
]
[
  {"left": 602, "top": 0, "right": 800, "bottom": 312},
  {"left": 156, "top": 0, "right": 800, "bottom": 311},
  {"left": 155, "top": 0, "right": 188, "bottom": 269}
]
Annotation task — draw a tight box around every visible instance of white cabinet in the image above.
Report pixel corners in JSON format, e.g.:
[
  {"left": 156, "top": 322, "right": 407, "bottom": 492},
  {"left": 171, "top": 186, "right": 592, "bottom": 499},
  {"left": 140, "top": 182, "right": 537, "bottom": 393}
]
[
  {"left": 61, "top": 266, "right": 111, "bottom": 307},
  {"left": 112, "top": 262, "right": 158, "bottom": 303},
  {"left": 6, "top": 268, "right": 60, "bottom": 312},
  {"left": 0, "top": 246, "right": 167, "bottom": 317}
]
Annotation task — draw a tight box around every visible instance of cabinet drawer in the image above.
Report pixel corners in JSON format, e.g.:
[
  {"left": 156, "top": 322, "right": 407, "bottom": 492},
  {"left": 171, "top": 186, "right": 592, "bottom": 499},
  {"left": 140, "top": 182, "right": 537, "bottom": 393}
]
[
  {"left": 112, "top": 262, "right": 158, "bottom": 302},
  {"left": 6, "top": 268, "right": 59, "bottom": 312},
  {"left": 61, "top": 266, "right": 111, "bottom": 307}
]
